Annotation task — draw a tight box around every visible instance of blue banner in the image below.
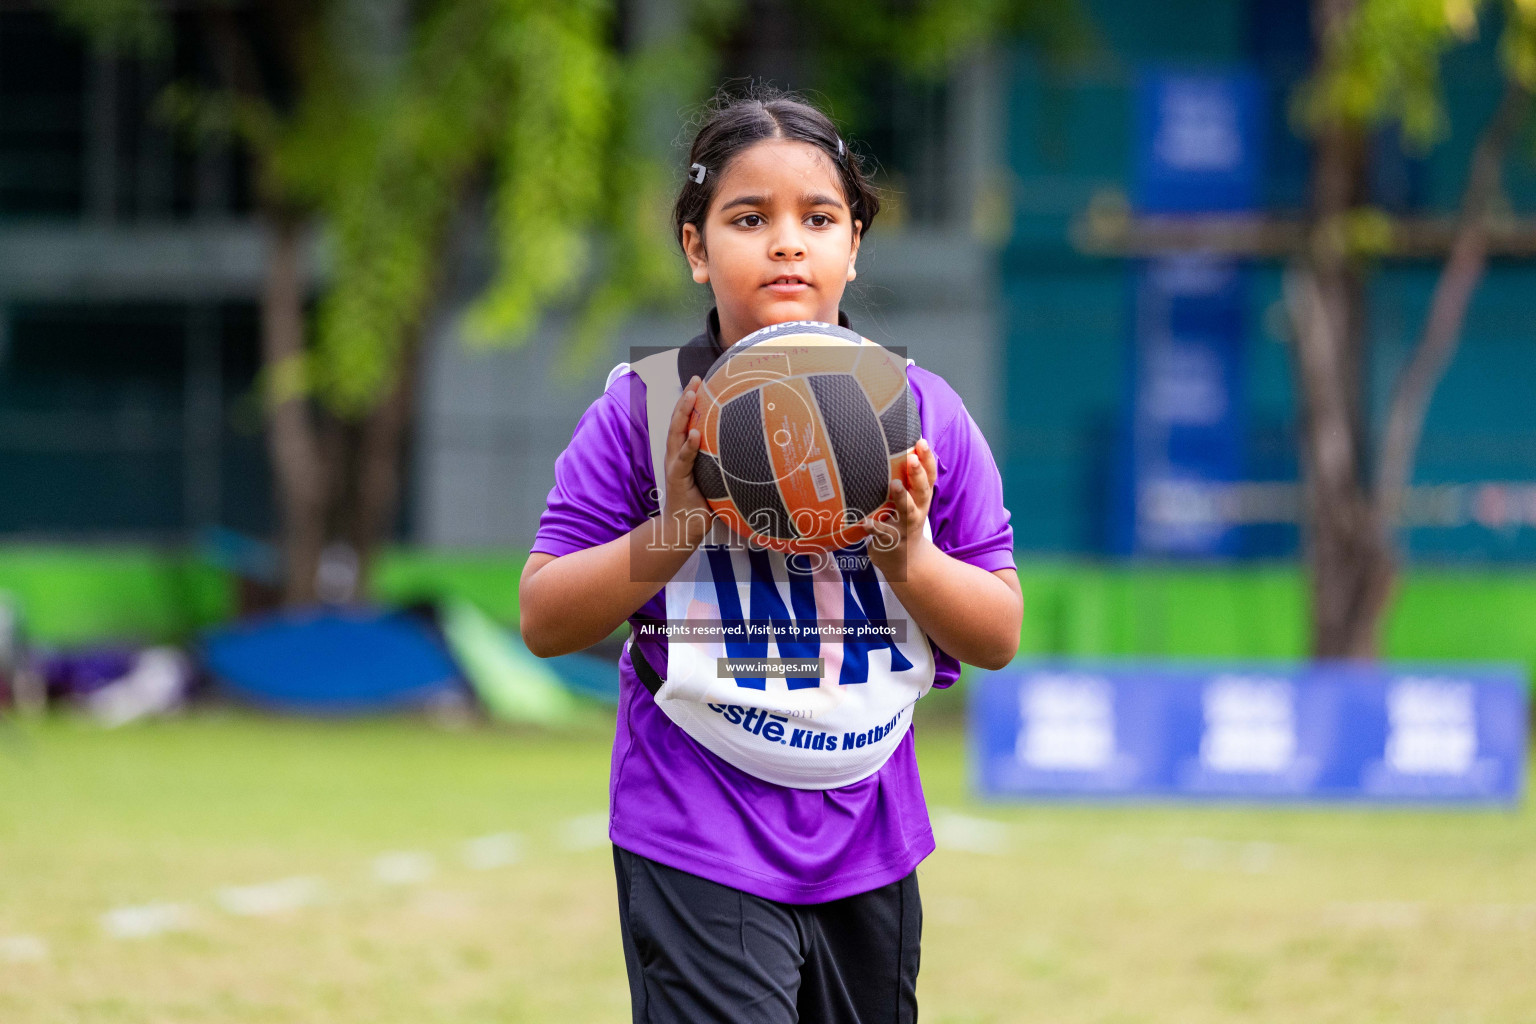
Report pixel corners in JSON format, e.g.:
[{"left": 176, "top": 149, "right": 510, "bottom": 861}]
[
  {"left": 1118, "top": 258, "right": 1249, "bottom": 556},
  {"left": 1133, "top": 70, "right": 1263, "bottom": 215},
  {"left": 970, "top": 663, "right": 1528, "bottom": 804},
  {"left": 1112, "top": 69, "right": 1263, "bottom": 558}
]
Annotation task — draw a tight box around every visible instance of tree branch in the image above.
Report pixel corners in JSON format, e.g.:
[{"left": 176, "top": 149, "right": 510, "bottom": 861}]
[{"left": 1374, "top": 80, "right": 1531, "bottom": 533}]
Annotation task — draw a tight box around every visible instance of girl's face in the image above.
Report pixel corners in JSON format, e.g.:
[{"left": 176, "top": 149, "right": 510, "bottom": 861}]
[{"left": 682, "top": 138, "right": 861, "bottom": 348}]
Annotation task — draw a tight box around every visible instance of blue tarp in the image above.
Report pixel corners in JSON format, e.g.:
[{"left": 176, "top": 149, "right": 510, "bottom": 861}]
[{"left": 204, "top": 608, "right": 462, "bottom": 715}]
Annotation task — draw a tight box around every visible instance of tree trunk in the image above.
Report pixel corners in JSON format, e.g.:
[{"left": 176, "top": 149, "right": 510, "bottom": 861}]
[
  {"left": 1290, "top": 14, "right": 1397, "bottom": 657},
  {"left": 260, "top": 212, "right": 328, "bottom": 605},
  {"left": 342, "top": 193, "right": 472, "bottom": 597},
  {"left": 347, "top": 340, "right": 421, "bottom": 598},
  {"left": 1286, "top": 259, "right": 1394, "bottom": 658}
]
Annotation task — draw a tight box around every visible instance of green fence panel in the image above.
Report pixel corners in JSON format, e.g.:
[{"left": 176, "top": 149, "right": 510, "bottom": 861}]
[
  {"left": 2, "top": 544, "right": 1534, "bottom": 689},
  {"left": 369, "top": 549, "right": 528, "bottom": 624},
  {"left": 0, "top": 547, "right": 232, "bottom": 646},
  {"left": 1386, "top": 570, "right": 1536, "bottom": 670}
]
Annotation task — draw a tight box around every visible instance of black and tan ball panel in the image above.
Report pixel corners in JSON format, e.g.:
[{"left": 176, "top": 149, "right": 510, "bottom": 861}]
[
  {"left": 878, "top": 387, "right": 921, "bottom": 456},
  {"left": 805, "top": 373, "right": 891, "bottom": 523},
  {"left": 758, "top": 377, "right": 852, "bottom": 545},
  {"left": 717, "top": 388, "right": 797, "bottom": 540},
  {"left": 692, "top": 451, "right": 729, "bottom": 501}
]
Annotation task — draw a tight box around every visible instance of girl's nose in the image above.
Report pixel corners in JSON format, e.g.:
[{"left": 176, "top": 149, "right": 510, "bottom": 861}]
[{"left": 771, "top": 233, "right": 805, "bottom": 259}]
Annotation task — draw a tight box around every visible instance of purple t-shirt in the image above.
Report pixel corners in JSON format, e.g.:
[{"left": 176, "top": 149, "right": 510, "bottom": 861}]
[{"left": 531, "top": 312, "right": 1014, "bottom": 903}]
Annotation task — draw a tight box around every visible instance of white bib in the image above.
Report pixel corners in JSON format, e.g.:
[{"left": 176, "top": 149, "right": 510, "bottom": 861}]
[{"left": 617, "top": 347, "right": 936, "bottom": 789}]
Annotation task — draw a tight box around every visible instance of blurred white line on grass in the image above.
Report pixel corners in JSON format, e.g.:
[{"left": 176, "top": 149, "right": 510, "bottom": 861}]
[
  {"left": 557, "top": 813, "right": 610, "bottom": 851},
  {"left": 1240, "top": 841, "right": 1277, "bottom": 873},
  {"left": 1324, "top": 901, "right": 1424, "bottom": 929},
  {"left": 1457, "top": 903, "right": 1536, "bottom": 931},
  {"left": 412, "top": 889, "right": 478, "bottom": 920},
  {"left": 463, "top": 832, "right": 522, "bottom": 870},
  {"left": 931, "top": 809, "right": 1011, "bottom": 855},
  {"left": 101, "top": 903, "right": 195, "bottom": 940},
  {"left": 1180, "top": 837, "right": 1278, "bottom": 873},
  {"left": 373, "top": 851, "right": 436, "bottom": 886},
  {"left": 215, "top": 877, "right": 325, "bottom": 917},
  {"left": 0, "top": 935, "right": 48, "bottom": 963}
]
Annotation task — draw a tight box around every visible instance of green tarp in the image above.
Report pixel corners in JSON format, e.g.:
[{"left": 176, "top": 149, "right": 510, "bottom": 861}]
[{"left": 437, "top": 597, "right": 578, "bottom": 727}]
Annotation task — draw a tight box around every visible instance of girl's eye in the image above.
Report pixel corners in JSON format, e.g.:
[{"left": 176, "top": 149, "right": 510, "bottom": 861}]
[
  {"left": 807, "top": 214, "right": 831, "bottom": 227},
  {"left": 736, "top": 213, "right": 764, "bottom": 228}
]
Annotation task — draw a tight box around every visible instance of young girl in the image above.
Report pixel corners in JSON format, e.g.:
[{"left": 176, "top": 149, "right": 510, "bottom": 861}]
[{"left": 520, "top": 89, "right": 1022, "bottom": 1024}]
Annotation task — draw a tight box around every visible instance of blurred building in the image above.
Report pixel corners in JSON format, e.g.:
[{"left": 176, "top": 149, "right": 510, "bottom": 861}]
[
  {"left": 4, "top": 0, "right": 1536, "bottom": 561},
  {"left": 0, "top": 7, "right": 274, "bottom": 540}
]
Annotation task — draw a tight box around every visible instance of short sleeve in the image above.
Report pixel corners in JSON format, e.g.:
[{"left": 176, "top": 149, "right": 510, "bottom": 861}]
[
  {"left": 531, "top": 374, "right": 658, "bottom": 558},
  {"left": 905, "top": 368, "right": 1015, "bottom": 688},
  {"left": 925, "top": 395, "right": 1015, "bottom": 575}
]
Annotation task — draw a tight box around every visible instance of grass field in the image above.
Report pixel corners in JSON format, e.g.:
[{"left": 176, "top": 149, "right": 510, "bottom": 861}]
[{"left": 1, "top": 708, "right": 1532, "bottom": 1023}]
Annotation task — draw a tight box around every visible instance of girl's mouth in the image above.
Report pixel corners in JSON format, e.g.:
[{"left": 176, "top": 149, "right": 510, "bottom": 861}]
[{"left": 765, "top": 277, "right": 810, "bottom": 294}]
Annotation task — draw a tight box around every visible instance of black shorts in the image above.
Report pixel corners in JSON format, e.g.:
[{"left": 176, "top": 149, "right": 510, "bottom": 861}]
[{"left": 613, "top": 845, "right": 921, "bottom": 1024}]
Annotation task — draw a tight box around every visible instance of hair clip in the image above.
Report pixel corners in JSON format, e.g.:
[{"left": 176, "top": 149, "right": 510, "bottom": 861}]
[
  {"left": 836, "top": 137, "right": 845, "bottom": 159},
  {"left": 689, "top": 162, "right": 707, "bottom": 184}
]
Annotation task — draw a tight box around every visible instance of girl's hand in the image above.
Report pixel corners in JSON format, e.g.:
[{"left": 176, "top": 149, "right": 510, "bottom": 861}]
[
  {"left": 662, "top": 375, "right": 713, "bottom": 550},
  {"left": 861, "top": 438, "right": 937, "bottom": 577}
]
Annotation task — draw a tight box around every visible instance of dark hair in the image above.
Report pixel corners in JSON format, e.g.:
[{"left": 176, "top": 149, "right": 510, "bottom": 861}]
[{"left": 672, "top": 86, "right": 881, "bottom": 253}]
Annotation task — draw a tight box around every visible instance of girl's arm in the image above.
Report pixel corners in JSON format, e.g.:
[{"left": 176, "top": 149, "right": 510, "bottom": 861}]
[
  {"left": 520, "top": 512, "right": 701, "bottom": 657},
  {"left": 885, "top": 553, "right": 1022, "bottom": 671},
  {"left": 863, "top": 438, "right": 1023, "bottom": 671},
  {"left": 520, "top": 376, "right": 710, "bottom": 658}
]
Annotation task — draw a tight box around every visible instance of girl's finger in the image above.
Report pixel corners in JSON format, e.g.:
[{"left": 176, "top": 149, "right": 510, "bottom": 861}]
[
  {"left": 908, "top": 450, "right": 933, "bottom": 504},
  {"left": 862, "top": 516, "right": 895, "bottom": 550},
  {"left": 917, "top": 438, "right": 939, "bottom": 487},
  {"left": 667, "top": 393, "right": 704, "bottom": 469},
  {"left": 669, "top": 378, "right": 701, "bottom": 440},
  {"left": 669, "top": 435, "right": 701, "bottom": 487},
  {"left": 671, "top": 385, "right": 694, "bottom": 423}
]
